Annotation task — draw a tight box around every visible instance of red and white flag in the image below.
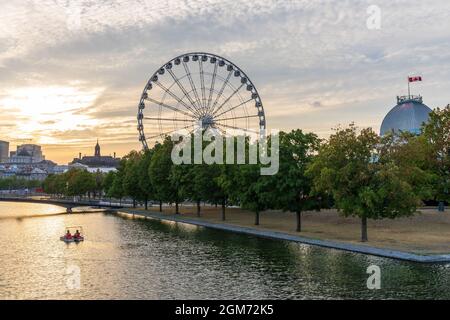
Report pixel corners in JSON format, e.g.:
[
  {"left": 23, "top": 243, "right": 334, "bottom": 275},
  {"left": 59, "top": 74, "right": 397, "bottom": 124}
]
[{"left": 408, "top": 76, "right": 422, "bottom": 82}]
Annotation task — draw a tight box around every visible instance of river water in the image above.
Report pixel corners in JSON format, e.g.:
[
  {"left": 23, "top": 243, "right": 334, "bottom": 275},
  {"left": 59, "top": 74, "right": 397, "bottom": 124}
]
[{"left": 0, "top": 202, "right": 448, "bottom": 299}]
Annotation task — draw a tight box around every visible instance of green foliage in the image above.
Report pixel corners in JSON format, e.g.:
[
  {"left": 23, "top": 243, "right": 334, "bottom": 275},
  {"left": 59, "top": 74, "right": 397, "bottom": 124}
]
[
  {"left": 307, "top": 124, "right": 421, "bottom": 241},
  {"left": 0, "top": 177, "right": 42, "bottom": 190},
  {"left": 273, "top": 130, "right": 322, "bottom": 231},
  {"left": 107, "top": 170, "right": 124, "bottom": 200},
  {"left": 149, "top": 138, "right": 181, "bottom": 212},
  {"left": 122, "top": 151, "right": 145, "bottom": 206},
  {"left": 39, "top": 119, "right": 445, "bottom": 241},
  {"left": 103, "top": 171, "right": 116, "bottom": 197},
  {"left": 66, "top": 168, "right": 96, "bottom": 198},
  {"left": 422, "top": 105, "right": 450, "bottom": 205},
  {"left": 138, "top": 149, "right": 155, "bottom": 209},
  {"left": 42, "top": 174, "right": 66, "bottom": 195},
  {"left": 234, "top": 139, "right": 276, "bottom": 224},
  {"left": 43, "top": 168, "right": 103, "bottom": 198},
  {"left": 378, "top": 131, "right": 435, "bottom": 200}
]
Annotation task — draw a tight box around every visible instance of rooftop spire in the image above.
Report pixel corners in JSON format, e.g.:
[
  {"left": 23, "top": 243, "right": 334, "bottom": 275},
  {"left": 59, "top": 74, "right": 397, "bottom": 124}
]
[{"left": 95, "top": 139, "right": 101, "bottom": 157}]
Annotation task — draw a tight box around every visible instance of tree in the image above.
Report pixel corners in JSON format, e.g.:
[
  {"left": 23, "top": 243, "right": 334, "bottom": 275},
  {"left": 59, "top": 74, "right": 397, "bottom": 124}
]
[
  {"left": 378, "top": 131, "right": 434, "bottom": 201},
  {"left": 0, "top": 177, "right": 42, "bottom": 191},
  {"left": 185, "top": 133, "right": 228, "bottom": 218},
  {"left": 42, "top": 174, "right": 57, "bottom": 195},
  {"left": 422, "top": 105, "right": 450, "bottom": 211},
  {"left": 217, "top": 136, "right": 275, "bottom": 225},
  {"left": 108, "top": 171, "right": 124, "bottom": 204},
  {"left": 274, "top": 130, "right": 321, "bottom": 232},
  {"left": 103, "top": 171, "right": 116, "bottom": 198},
  {"left": 122, "top": 151, "right": 144, "bottom": 208},
  {"left": 138, "top": 149, "right": 155, "bottom": 210},
  {"left": 92, "top": 170, "right": 104, "bottom": 199},
  {"left": 307, "top": 124, "right": 421, "bottom": 242},
  {"left": 149, "top": 138, "right": 181, "bottom": 213},
  {"left": 209, "top": 163, "right": 228, "bottom": 221},
  {"left": 216, "top": 164, "right": 238, "bottom": 221},
  {"left": 237, "top": 162, "right": 274, "bottom": 225},
  {"left": 168, "top": 163, "right": 186, "bottom": 215},
  {"left": 65, "top": 168, "right": 96, "bottom": 199},
  {"left": 180, "top": 163, "right": 221, "bottom": 217}
]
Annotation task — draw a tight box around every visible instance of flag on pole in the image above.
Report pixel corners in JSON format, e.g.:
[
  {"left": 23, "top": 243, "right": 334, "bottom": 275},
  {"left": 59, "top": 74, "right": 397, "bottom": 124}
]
[{"left": 408, "top": 76, "right": 422, "bottom": 82}]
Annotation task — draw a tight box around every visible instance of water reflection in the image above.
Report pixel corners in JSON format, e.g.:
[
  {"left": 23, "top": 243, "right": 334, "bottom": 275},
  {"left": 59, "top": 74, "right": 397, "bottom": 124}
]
[{"left": 0, "top": 203, "right": 449, "bottom": 299}]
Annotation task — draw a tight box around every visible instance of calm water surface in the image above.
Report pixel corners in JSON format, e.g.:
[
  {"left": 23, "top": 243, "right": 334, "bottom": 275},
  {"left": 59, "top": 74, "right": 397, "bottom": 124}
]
[{"left": 0, "top": 202, "right": 449, "bottom": 299}]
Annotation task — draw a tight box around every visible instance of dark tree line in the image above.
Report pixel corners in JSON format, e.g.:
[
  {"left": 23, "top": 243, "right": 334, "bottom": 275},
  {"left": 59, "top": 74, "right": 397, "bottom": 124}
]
[
  {"left": 43, "top": 168, "right": 101, "bottom": 199},
  {"left": 43, "top": 105, "right": 450, "bottom": 242},
  {"left": 0, "top": 177, "right": 42, "bottom": 190}
]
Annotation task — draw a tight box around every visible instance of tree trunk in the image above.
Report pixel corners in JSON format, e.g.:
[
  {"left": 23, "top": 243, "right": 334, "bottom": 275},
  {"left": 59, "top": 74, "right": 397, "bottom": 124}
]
[
  {"left": 296, "top": 210, "right": 302, "bottom": 232},
  {"left": 221, "top": 199, "right": 226, "bottom": 221},
  {"left": 361, "top": 216, "right": 368, "bottom": 242},
  {"left": 197, "top": 200, "right": 201, "bottom": 217},
  {"left": 438, "top": 201, "right": 445, "bottom": 212},
  {"left": 175, "top": 202, "right": 179, "bottom": 214},
  {"left": 159, "top": 200, "right": 162, "bottom": 212},
  {"left": 255, "top": 210, "right": 260, "bottom": 226},
  {"left": 133, "top": 199, "right": 136, "bottom": 208},
  {"left": 144, "top": 196, "right": 148, "bottom": 210}
]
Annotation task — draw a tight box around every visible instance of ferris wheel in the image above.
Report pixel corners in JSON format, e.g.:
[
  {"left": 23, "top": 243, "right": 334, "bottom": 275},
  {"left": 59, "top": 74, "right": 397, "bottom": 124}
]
[{"left": 137, "top": 52, "right": 266, "bottom": 150}]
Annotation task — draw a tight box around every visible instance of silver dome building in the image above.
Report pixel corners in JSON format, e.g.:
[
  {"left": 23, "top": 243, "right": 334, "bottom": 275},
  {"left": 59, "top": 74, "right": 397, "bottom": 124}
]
[{"left": 380, "top": 95, "right": 432, "bottom": 136}]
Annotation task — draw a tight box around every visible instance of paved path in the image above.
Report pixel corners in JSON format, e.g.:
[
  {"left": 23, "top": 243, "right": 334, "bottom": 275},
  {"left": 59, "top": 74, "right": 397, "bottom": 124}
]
[{"left": 120, "top": 208, "right": 450, "bottom": 263}]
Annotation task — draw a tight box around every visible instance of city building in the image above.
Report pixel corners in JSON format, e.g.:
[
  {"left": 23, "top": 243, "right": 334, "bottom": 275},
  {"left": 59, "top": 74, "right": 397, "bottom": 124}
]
[
  {"left": 0, "top": 142, "right": 67, "bottom": 181},
  {"left": 9, "top": 144, "right": 44, "bottom": 163},
  {"left": 0, "top": 141, "right": 9, "bottom": 163},
  {"left": 69, "top": 140, "right": 120, "bottom": 169},
  {"left": 380, "top": 95, "right": 432, "bottom": 136},
  {"left": 0, "top": 140, "right": 118, "bottom": 181}
]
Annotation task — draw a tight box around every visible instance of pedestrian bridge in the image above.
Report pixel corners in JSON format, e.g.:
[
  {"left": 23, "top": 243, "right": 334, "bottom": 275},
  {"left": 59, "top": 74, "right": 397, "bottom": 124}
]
[{"left": 0, "top": 197, "right": 123, "bottom": 213}]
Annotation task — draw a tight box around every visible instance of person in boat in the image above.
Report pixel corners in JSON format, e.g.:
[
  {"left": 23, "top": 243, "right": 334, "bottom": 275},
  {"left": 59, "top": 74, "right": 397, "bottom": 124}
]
[
  {"left": 74, "top": 230, "right": 81, "bottom": 239},
  {"left": 65, "top": 230, "right": 73, "bottom": 239}
]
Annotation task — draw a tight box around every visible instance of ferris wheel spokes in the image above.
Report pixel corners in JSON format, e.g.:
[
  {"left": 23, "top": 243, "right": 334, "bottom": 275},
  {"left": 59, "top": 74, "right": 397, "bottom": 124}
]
[
  {"left": 146, "top": 123, "right": 196, "bottom": 140},
  {"left": 208, "top": 69, "right": 233, "bottom": 116},
  {"left": 206, "top": 61, "right": 218, "bottom": 114},
  {"left": 198, "top": 59, "right": 207, "bottom": 111},
  {"left": 145, "top": 96, "right": 195, "bottom": 119},
  {"left": 214, "top": 97, "right": 254, "bottom": 119},
  {"left": 182, "top": 61, "right": 203, "bottom": 115},
  {"left": 154, "top": 80, "right": 201, "bottom": 118},
  {"left": 211, "top": 82, "right": 246, "bottom": 117},
  {"left": 138, "top": 52, "right": 266, "bottom": 148},
  {"left": 166, "top": 68, "right": 202, "bottom": 116}
]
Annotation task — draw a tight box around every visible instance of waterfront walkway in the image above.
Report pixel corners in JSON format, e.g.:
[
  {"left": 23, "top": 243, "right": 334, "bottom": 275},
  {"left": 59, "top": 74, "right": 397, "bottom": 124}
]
[{"left": 119, "top": 208, "right": 450, "bottom": 263}]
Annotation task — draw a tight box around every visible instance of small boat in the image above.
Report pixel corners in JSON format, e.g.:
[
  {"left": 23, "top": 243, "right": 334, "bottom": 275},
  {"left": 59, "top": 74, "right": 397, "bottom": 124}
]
[
  {"left": 60, "top": 236, "right": 84, "bottom": 243},
  {"left": 60, "top": 226, "right": 85, "bottom": 243}
]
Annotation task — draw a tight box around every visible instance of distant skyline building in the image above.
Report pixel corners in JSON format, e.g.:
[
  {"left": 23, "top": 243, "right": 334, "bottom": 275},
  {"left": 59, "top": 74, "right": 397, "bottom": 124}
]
[
  {"left": 380, "top": 95, "right": 432, "bottom": 136},
  {"left": 0, "top": 142, "right": 65, "bottom": 181},
  {"left": 9, "top": 144, "right": 45, "bottom": 164},
  {"left": 69, "top": 140, "right": 120, "bottom": 168},
  {"left": 0, "top": 141, "right": 9, "bottom": 163}
]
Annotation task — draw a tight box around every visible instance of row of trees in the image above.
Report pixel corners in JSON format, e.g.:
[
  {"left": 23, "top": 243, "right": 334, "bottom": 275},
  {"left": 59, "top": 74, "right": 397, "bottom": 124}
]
[
  {"left": 43, "top": 168, "right": 103, "bottom": 199},
  {"left": 43, "top": 106, "right": 450, "bottom": 242},
  {"left": 0, "top": 177, "right": 42, "bottom": 190}
]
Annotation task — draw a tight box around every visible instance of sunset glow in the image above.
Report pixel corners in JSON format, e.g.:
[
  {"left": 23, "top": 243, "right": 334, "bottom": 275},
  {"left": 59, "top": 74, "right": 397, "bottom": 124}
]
[{"left": 1, "top": 0, "right": 450, "bottom": 164}]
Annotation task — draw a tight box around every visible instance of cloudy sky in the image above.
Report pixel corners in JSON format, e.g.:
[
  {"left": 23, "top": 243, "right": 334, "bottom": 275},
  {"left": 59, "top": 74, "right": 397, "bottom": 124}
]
[{"left": 1, "top": 0, "right": 450, "bottom": 164}]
